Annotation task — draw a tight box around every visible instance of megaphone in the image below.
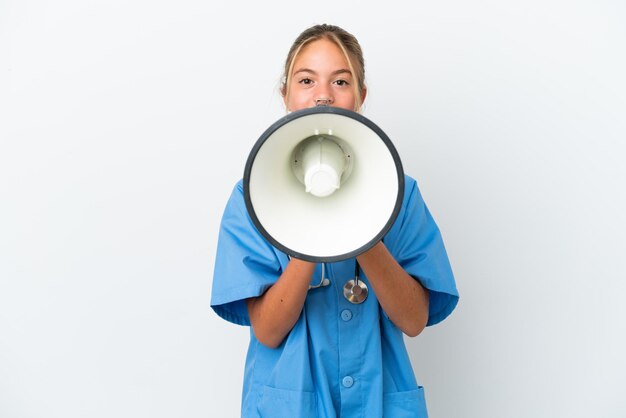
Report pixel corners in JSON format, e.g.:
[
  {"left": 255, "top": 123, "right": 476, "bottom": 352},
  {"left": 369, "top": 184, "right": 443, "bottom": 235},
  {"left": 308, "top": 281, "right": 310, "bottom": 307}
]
[{"left": 244, "top": 106, "right": 404, "bottom": 263}]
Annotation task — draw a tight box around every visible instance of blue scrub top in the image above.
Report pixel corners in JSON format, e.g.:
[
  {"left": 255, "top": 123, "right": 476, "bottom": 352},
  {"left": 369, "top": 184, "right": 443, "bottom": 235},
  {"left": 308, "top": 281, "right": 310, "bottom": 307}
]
[{"left": 211, "top": 175, "right": 459, "bottom": 418}]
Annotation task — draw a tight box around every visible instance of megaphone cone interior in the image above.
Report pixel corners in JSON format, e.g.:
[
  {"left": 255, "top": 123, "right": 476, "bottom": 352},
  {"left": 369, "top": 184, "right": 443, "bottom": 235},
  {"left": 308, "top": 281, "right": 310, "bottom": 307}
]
[
  {"left": 293, "top": 135, "right": 350, "bottom": 198},
  {"left": 244, "top": 107, "right": 404, "bottom": 262}
]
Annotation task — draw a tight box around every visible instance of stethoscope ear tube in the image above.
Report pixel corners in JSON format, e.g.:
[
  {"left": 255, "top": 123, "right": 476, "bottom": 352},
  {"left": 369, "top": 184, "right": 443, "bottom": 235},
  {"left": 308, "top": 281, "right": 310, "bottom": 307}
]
[{"left": 309, "top": 262, "right": 331, "bottom": 290}]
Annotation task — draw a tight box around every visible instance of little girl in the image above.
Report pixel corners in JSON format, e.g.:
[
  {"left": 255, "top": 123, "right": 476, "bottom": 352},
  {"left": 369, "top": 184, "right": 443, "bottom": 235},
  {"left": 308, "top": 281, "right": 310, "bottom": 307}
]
[{"left": 211, "top": 23, "right": 459, "bottom": 418}]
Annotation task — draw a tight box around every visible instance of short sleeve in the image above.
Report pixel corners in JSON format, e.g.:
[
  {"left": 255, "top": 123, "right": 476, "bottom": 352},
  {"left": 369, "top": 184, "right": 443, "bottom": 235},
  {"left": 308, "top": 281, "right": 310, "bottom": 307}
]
[
  {"left": 210, "top": 181, "right": 285, "bottom": 326},
  {"left": 385, "top": 176, "right": 459, "bottom": 326}
]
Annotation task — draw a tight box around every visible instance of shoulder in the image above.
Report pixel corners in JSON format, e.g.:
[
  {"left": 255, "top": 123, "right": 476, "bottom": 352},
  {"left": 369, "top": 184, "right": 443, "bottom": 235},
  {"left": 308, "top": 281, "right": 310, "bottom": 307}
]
[
  {"left": 403, "top": 174, "right": 418, "bottom": 193},
  {"left": 401, "top": 174, "right": 424, "bottom": 207},
  {"left": 231, "top": 178, "right": 245, "bottom": 197},
  {"left": 222, "top": 179, "right": 246, "bottom": 214},
  {"left": 404, "top": 173, "right": 417, "bottom": 186}
]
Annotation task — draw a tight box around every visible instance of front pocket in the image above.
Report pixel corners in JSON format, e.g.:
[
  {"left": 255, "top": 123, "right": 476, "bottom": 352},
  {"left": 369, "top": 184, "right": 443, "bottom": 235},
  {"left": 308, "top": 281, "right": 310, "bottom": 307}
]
[
  {"left": 257, "top": 385, "right": 318, "bottom": 418},
  {"left": 383, "top": 387, "right": 428, "bottom": 418}
]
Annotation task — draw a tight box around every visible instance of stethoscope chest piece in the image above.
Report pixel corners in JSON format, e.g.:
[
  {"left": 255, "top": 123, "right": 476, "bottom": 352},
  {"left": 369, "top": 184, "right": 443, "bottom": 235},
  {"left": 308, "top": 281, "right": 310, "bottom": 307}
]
[
  {"left": 343, "top": 279, "right": 368, "bottom": 304},
  {"left": 343, "top": 261, "right": 368, "bottom": 304}
]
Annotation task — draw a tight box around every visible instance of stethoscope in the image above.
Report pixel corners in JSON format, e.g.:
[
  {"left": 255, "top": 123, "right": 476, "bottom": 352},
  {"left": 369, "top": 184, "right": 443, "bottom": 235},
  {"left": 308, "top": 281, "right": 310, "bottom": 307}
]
[{"left": 308, "top": 261, "right": 368, "bottom": 304}]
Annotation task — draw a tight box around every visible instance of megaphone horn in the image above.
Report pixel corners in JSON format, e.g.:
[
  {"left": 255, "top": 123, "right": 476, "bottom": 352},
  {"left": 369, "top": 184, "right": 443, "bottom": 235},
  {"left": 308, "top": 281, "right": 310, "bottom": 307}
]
[{"left": 243, "top": 106, "right": 404, "bottom": 263}]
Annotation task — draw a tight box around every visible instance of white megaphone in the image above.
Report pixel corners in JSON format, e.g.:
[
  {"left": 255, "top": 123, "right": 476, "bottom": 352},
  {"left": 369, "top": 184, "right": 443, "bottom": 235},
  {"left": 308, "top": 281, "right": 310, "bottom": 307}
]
[{"left": 243, "top": 106, "right": 404, "bottom": 263}]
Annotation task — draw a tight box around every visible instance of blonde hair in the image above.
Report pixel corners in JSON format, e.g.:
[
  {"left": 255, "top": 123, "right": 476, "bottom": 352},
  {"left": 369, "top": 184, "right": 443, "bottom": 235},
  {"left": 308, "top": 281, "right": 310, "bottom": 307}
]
[{"left": 281, "top": 24, "right": 366, "bottom": 112}]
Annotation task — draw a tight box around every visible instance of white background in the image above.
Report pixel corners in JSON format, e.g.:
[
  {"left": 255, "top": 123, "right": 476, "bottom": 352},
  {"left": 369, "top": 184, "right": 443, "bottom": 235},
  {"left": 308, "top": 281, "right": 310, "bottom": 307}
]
[{"left": 1, "top": 1, "right": 625, "bottom": 417}]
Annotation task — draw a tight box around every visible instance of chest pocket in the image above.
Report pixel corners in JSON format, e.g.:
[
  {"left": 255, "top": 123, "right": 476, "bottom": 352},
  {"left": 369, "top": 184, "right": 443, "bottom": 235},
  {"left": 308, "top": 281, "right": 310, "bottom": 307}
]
[
  {"left": 383, "top": 387, "right": 428, "bottom": 417},
  {"left": 256, "top": 385, "right": 318, "bottom": 418}
]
